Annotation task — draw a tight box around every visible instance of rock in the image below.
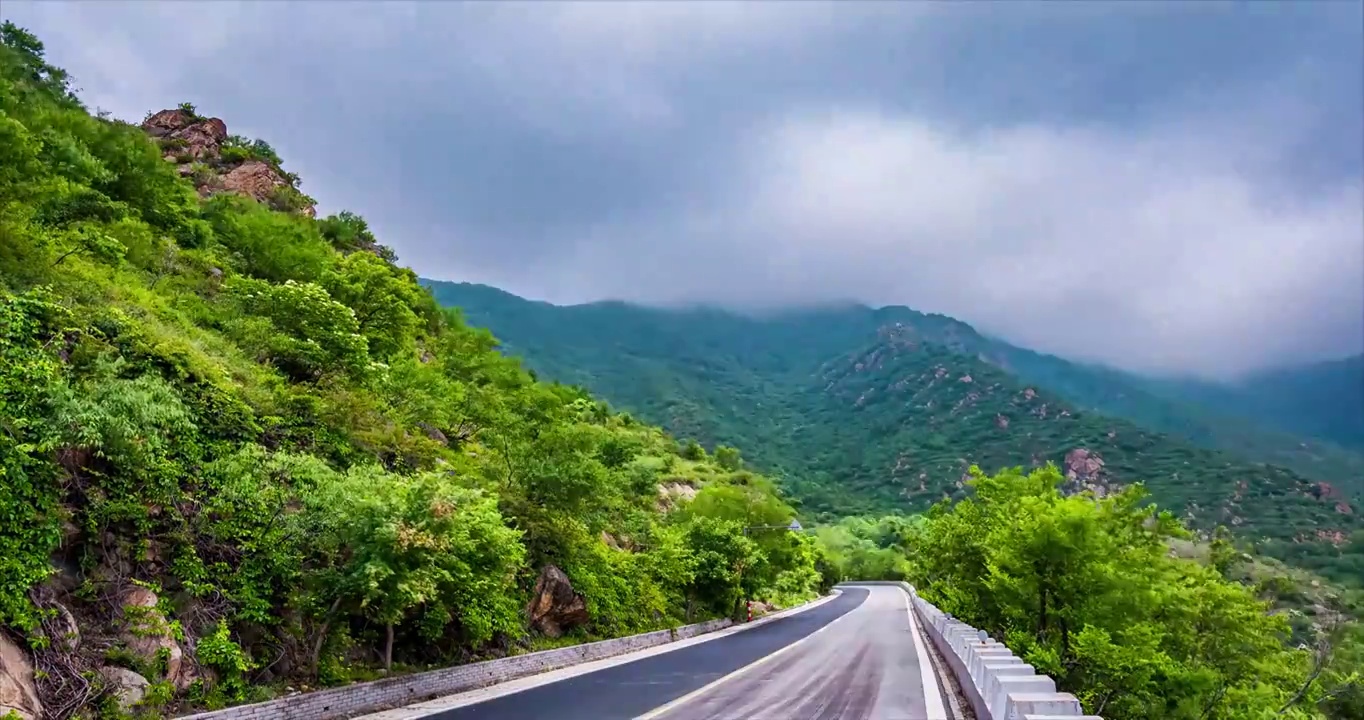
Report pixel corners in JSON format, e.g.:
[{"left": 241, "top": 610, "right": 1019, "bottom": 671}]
[
  {"left": 141, "top": 108, "right": 194, "bottom": 138},
  {"left": 1063, "top": 448, "right": 1110, "bottom": 496},
  {"left": 221, "top": 160, "right": 289, "bottom": 203},
  {"left": 99, "top": 667, "right": 150, "bottom": 711},
  {"left": 418, "top": 422, "right": 448, "bottom": 444},
  {"left": 0, "top": 632, "right": 43, "bottom": 720},
  {"left": 119, "top": 586, "right": 194, "bottom": 690},
  {"left": 600, "top": 531, "right": 621, "bottom": 550},
  {"left": 175, "top": 118, "right": 227, "bottom": 160},
  {"left": 525, "top": 566, "right": 589, "bottom": 638},
  {"left": 656, "top": 481, "right": 699, "bottom": 512},
  {"left": 141, "top": 109, "right": 227, "bottom": 162}
]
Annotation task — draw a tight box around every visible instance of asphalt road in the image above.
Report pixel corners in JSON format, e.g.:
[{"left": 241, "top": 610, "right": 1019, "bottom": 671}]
[{"left": 424, "top": 585, "right": 945, "bottom": 720}]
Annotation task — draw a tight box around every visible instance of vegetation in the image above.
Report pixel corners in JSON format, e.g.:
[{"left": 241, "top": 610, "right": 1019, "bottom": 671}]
[
  {"left": 902, "top": 465, "right": 1363, "bottom": 719},
  {"left": 425, "top": 281, "right": 1364, "bottom": 492},
  {"left": 0, "top": 24, "right": 828, "bottom": 717},
  {"left": 1144, "top": 355, "right": 1364, "bottom": 454},
  {"left": 422, "top": 283, "right": 1364, "bottom": 587}
]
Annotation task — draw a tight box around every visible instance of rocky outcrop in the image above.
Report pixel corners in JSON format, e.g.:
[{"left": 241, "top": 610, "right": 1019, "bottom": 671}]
[
  {"left": 525, "top": 566, "right": 589, "bottom": 638},
  {"left": 99, "top": 666, "right": 150, "bottom": 711},
  {"left": 1063, "top": 448, "right": 1111, "bottom": 497},
  {"left": 119, "top": 586, "right": 194, "bottom": 690},
  {"left": 140, "top": 107, "right": 315, "bottom": 217},
  {"left": 656, "top": 481, "right": 698, "bottom": 512},
  {"left": 0, "top": 632, "right": 42, "bottom": 720},
  {"left": 143, "top": 108, "right": 227, "bottom": 162},
  {"left": 221, "top": 160, "right": 291, "bottom": 206}
]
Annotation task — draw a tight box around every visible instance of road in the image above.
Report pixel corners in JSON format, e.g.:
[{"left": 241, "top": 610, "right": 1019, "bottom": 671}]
[{"left": 420, "top": 584, "right": 948, "bottom": 720}]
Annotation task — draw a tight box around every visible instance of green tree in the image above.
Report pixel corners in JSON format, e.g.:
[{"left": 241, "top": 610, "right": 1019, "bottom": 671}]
[{"left": 321, "top": 251, "right": 421, "bottom": 361}]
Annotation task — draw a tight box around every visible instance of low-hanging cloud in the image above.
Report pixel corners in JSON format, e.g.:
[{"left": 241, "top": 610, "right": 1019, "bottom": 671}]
[{"left": 3, "top": 0, "right": 1360, "bottom": 379}]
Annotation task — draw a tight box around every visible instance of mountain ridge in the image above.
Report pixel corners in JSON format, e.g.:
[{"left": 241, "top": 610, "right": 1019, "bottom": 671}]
[
  {"left": 425, "top": 279, "right": 1364, "bottom": 585},
  {"left": 429, "top": 280, "right": 1364, "bottom": 485}
]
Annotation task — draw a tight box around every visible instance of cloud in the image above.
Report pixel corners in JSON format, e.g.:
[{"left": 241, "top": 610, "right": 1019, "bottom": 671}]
[{"left": 2, "top": 0, "right": 1359, "bottom": 378}]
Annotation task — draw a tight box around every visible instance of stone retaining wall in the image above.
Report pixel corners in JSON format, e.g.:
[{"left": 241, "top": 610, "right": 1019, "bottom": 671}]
[
  {"left": 860, "top": 581, "right": 1102, "bottom": 720},
  {"left": 177, "top": 618, "right": 732, "bottom": 720}
]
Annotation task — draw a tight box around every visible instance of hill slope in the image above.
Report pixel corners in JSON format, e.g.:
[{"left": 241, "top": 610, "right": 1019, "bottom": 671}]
[
  {"left": 425, "top": 281, "right": 1364, "bottom": 585},
  {"left": 0, "top": 27, "right": 828, "bottom": 718},
  {"left": 1146, "top": 355, "right": 1364, "bottom": 452}
]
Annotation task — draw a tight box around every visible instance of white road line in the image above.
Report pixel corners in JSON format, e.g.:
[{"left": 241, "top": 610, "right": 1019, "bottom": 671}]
[
  {"left": 354, "top": 591, "right": 842, "bottom": 720},
  {"left": 633, "top": 596, "right": 861, "bottom": 720},
  {"left": 899, "top": 587, "right": 949, "bottom": 720}
]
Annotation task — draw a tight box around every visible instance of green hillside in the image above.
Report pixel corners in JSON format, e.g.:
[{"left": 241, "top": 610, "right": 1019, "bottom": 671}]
[
  {"left": 428, "top": 282, "right": 1364, "bottom": 493},
  {"left": 425, "top": 281, "right": 1364, "bottom": 586},
  {"left": 0, "top": 25, "right": 828, "bottom": 717},
  {"left": 1146, "top": 355, "right": 1364, "bottom": 453}
]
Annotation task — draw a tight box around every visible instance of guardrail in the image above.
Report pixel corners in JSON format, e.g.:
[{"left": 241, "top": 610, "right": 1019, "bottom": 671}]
[{"left": 857, "top": 581, "right": 1101, "bottom": 720}]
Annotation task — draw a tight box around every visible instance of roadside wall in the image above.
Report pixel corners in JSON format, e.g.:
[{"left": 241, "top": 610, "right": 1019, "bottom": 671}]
[
  {"left": 858, "top": 581, "right": 1102, "bottom": 720},
  {"left": 177, "top": 618, "right": 732, "bottom": 720}
]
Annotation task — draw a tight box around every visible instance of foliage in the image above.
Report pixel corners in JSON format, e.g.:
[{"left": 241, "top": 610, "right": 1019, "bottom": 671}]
[
  {"left": 423, "top": 281, "right": 1364, "bottom": 587},
  {"left": 906, "top": 465, "right": 1362, "bottom": 719},
  {"left": 0, "top": 24, "right": 828, "bottom": 716}
]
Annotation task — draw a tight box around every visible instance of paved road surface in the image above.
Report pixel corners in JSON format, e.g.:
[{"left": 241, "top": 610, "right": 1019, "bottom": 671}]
[
  {"left": 644, "top": 585, "right": 944, "bottom": 720},
  {"left": 424, "top": 585, "right": 946, "bottom": 720}
]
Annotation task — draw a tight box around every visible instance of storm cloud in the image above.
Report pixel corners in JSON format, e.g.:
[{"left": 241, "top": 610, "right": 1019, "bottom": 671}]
[{"left": 4, "top": 1, "right": 1361, "bottom": 378}]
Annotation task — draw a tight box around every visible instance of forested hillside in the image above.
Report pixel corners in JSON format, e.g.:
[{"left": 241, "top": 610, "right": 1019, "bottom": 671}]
[
  {"left": 1146, "top": 355, "right": 1364, "bottom": 453},
  {"left": 0, "top": 24, "right": 828, "bottom": 718},
  {"left": 427, "top": 281, "right": 1364, "bottom": 491},
  {"left": 424, "top": 281, "right": 1364, "bottom": 587}
]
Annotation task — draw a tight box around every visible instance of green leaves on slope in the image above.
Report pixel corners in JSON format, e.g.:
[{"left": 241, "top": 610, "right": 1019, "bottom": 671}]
[
  {"left": 0, "top": 22, "right": 833, "bottom": 715},
  {"left": 909, "top": 465, "right": 1358, "bottom": 719}
]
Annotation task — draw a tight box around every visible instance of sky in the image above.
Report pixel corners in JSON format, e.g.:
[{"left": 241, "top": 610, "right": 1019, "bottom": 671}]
[{"left": 3, "top": 1, "right": 1362, "bottom": 379}]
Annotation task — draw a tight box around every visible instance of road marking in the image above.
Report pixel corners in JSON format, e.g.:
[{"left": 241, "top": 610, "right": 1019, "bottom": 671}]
[
  {"left": 354, "top": 592, "right": 842, "bottom": 719},
  {"left": 899, "top": 587, "right": 949, "bottom": 720},
  {"left": 633, "top": 594, "right": 862, "bottom": 720}
]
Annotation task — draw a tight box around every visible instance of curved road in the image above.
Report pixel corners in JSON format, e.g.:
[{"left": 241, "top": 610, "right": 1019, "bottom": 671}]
[{"left": 418, "top": 585, "right": 948, "bottom": 720}]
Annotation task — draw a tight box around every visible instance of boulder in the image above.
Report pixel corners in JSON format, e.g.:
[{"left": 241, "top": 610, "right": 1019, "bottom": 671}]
[
  {"left": 525, "top": 566, "right": 589, "bottom": 638},
  {"left": 99, "top": 666, "right": 150, "bottom": 711},
  {"left": 174, "top": 118, "right": 227, "bottom": 160},
  {"left": 0, "top": 633, "right": 42, "bottom": 720},
  {"left": 1063, "top": 448, "right": 1111, "bottom": 497},
  {"left": 119, "top": 586, "right": 194, "bottom": 690},
  {"left": 141, "top": 108, "right": 194, "bottom": 138},
  {"left": 418, "top": 422, "right": 448, "bottom": 444},
  {"left": 141, "top": 109, "right": 227, "bottom": 162},
  {"left": 220, "top": 160, "right": 288, "bottom": 202}
]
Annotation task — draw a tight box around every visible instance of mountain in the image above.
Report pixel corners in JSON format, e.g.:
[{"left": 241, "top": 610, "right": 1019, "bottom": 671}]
[
  {"left": 1145, "top": 356, "right": 1364, "bottom": 452},
  {"left": 424, "top": 280, "right": 1364, "bottom": 585},
  {"left": 427, "top": 282, "right": 1364, "bottom": 490}
]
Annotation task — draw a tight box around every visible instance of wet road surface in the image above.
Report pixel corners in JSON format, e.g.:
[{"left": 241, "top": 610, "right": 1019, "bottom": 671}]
[{"left": 423, "top": 584, "right": 946, "bottom": 720}]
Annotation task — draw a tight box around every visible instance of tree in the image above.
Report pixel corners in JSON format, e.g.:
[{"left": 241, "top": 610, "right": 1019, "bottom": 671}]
[
  {"left": 908, "top": 465, "right": 1324, "bottom": 719},
  {"left": 321, "top": 251, "right": 421, "bottom": 361},
  {"left": 227, "top": 277, "right": 370, "bottom": 380},
  {"left": 315, "top": 468, "right": 524, "bottom": 669},
  {"left": 714, "top": 445, "right": 742, "bottom": 471}
]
